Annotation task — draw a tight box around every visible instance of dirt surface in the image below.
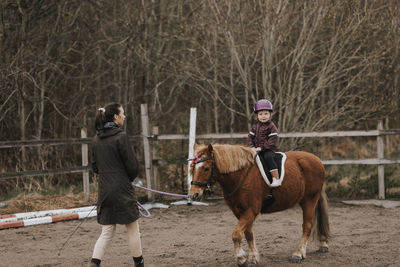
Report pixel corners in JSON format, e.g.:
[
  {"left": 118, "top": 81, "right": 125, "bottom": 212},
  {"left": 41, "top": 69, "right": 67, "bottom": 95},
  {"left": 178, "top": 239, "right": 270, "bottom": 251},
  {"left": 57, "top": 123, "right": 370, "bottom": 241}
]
[{"left": 0, "top": 199, "right": 399, "bottom": 267}]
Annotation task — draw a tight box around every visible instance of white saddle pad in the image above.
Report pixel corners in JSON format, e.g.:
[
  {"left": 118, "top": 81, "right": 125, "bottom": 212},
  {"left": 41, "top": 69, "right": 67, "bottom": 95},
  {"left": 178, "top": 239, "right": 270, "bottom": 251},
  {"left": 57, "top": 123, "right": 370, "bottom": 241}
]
[{"left": 255, "top": 152, "right": 287, "bottom": 188}]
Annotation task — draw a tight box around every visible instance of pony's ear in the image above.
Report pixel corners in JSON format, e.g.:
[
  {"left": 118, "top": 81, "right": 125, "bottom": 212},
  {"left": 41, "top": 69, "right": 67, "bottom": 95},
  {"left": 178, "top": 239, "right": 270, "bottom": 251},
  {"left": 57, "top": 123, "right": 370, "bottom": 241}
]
[
  {"left": 193, "top": 143, "right": 198, "bottom": 151},
  {"left": 207, "top": 144, "right": 213, "bottom": 154}
]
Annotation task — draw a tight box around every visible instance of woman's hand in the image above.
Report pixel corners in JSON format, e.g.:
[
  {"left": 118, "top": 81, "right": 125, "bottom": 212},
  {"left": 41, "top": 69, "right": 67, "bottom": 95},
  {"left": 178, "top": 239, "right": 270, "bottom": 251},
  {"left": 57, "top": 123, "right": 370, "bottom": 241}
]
[{"left": 255, "top": 147, "right": 261, "bottom": 152}]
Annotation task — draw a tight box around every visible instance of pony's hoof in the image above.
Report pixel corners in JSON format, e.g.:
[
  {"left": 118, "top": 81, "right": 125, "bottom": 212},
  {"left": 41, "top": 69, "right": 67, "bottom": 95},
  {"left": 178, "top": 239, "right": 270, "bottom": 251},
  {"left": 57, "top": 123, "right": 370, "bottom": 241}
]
[
  {"left": 248, "top": 253, "right": 260, "bottom": 264},
  {"left": 291, "top": 254, "right": 303, "bottom": 263},
  {"left": 317, "top": 246, "right": 329, "bottom": 253},
  {"left": 238, "top": 262, "right": 256, "bottom": 267}
]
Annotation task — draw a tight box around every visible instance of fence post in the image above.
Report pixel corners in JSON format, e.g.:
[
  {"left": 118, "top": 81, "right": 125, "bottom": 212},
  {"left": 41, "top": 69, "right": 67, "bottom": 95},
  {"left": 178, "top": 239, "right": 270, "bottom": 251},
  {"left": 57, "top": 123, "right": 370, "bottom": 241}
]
[
  {"left": 81, "top": 128, "right": 90, "bottom": 202},
  {"left": 377, "top": 120, "right": 385, "bottom": 199},
  {"left": 141, "top": 104, "right": 154, "bottom": 201}
]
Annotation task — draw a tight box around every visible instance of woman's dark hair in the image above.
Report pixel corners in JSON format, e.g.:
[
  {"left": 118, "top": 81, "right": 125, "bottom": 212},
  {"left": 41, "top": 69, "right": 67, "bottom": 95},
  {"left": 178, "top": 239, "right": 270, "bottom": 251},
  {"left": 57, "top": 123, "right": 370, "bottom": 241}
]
[{"left": 95, "top": 103, "right": 121, "bottom": 131}]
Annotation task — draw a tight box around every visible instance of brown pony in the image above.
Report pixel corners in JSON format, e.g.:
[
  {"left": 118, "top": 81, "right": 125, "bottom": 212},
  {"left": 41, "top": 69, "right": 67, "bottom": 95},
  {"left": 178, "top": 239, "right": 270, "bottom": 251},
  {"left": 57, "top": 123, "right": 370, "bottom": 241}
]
[{"left": 189, "top": 143, "right": 330, "bottom": 266}]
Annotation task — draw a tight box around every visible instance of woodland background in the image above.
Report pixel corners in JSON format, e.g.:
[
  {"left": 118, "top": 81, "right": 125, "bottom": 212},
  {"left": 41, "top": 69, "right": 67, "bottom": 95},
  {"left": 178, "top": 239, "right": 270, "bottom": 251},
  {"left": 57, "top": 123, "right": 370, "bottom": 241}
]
[{"left": 1, "top": 0, "right": 399, "bottom": 200}]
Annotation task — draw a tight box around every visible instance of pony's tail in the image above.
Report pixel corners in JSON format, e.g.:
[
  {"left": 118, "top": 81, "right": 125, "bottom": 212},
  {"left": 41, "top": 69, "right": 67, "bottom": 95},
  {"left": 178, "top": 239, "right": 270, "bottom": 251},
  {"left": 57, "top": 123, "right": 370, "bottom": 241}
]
[{"left": 313, "top": 183, "right": 331, "bottom": 241}]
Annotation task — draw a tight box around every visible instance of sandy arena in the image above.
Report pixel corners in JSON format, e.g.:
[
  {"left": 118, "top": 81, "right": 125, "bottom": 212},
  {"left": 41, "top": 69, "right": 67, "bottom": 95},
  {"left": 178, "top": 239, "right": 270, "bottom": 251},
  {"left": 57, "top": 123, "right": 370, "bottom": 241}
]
[{"left": 0, "top": 199, "right": 399, "bottom": 267}]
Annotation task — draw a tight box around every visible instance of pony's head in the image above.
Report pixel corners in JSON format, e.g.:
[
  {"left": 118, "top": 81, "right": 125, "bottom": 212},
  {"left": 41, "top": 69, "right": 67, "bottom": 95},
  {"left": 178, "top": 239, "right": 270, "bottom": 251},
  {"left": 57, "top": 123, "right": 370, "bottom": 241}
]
[
  {"left": 189, "top": 143, "right": 255, "bottom": 201},
  {"left": 189, "top": 144, "right": 215, "bottom": 201}
]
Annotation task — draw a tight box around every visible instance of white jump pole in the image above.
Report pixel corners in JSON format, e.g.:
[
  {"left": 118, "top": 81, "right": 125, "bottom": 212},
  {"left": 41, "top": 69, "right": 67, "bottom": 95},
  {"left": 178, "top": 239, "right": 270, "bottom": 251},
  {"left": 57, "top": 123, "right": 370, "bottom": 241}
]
[
  {"left": 187, "top": 107, "right": 197, "bottom": 195},
  {"left": 172, "top": 107, "right": 207, "bottom": 206}
]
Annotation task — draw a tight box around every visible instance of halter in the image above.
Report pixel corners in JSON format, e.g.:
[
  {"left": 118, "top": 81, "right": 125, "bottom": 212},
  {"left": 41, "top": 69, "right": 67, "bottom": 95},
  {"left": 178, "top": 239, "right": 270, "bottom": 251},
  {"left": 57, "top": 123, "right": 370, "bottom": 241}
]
[{"left": 190, "top": 156, "right": 215, "bottom": 189}]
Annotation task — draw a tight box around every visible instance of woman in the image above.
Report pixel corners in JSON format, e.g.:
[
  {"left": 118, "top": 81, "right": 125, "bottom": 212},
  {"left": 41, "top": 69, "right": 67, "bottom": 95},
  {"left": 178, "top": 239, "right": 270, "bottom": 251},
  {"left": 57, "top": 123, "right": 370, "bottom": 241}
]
[{"left": 90, "top": 103, "right": 144, "bottom": 267}]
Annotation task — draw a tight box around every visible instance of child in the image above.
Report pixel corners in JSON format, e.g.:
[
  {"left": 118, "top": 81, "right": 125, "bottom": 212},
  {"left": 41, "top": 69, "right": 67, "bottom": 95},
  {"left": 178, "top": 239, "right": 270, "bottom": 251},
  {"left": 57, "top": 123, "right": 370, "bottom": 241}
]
[{"left": 247, "top": 99, "right": 281, "bottom": 187}]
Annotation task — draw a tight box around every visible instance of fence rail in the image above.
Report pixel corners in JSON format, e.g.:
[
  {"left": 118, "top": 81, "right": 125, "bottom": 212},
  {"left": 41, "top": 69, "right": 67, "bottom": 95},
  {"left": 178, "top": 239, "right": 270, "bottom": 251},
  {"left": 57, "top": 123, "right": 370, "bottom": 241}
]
[
  {"left": 155, "top": 129, "right": 400, "bottom": 140},
  {"left": 1, "top": 106, "right": 399, "bottom": 200},
  {"left": 0, "top": 166, "right": 89, "bottom": 180},
  {"left": 0, "top": 138, "right": 92, "bottom": 148},
  {"left": 0, "top": 136, "right": 143, "bottom": 148},
  {"left": 2, "top": 133, "right": 398, "bottom": 180},
  {"left": 2, "top": 130, "right": 398, "bottom": 147}
]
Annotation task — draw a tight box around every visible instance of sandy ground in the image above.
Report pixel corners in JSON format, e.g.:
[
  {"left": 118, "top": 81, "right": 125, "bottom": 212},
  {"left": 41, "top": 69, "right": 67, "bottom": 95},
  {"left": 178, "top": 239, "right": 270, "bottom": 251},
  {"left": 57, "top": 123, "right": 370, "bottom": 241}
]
[{"left": 0, "top": 199, "right": 399, "bottom": 267}]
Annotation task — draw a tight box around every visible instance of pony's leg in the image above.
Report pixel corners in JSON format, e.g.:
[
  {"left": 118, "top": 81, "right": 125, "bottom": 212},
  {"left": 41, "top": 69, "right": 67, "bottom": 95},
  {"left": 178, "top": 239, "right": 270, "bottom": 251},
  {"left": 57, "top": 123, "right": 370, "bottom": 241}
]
[
  {"left": 244, "top": 224, "right": 259, "bottom": 264},
  {"left": 232, "top": 209, "right": 256, "bottom": 266},
  {"left": 292, "top": 198, "right": 318, "bottom": 261}
]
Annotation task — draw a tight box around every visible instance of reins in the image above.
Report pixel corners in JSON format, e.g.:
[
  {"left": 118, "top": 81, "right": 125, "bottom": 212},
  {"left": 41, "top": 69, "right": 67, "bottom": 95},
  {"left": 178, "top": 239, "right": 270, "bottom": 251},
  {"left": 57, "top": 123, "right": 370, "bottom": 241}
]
[
  {"left": 132, "top": 183, "right": 189, "bottom": 218},
  {"left": 224, "top": 162, "right": 255, "bottom": 198},
  {"left": 132, "top": 183, "right": 189, "bottom": 199}
]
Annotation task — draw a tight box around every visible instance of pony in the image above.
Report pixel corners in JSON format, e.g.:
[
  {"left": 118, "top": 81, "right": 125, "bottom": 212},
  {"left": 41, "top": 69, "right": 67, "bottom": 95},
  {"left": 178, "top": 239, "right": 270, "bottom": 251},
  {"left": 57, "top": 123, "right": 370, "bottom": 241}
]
[{"left": 189, "top": 143, "right": 330, "bottom": 266}]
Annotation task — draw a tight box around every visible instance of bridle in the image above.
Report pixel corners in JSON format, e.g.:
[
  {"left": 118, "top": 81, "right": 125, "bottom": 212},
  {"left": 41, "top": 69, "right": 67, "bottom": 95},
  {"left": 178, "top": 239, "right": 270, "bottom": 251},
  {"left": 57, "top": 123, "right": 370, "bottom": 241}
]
[
  {"left": 190, "top": 154, "right": 256, "bottom": 198},
  {"left": 190, "top": 156, "right": 215, "bottom": 190}
]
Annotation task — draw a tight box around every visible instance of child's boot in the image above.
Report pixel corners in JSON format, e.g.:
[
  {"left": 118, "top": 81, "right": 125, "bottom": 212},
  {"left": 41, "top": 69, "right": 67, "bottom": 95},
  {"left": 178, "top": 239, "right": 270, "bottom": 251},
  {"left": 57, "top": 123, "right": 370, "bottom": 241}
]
[{"left": 270, "top": 169, "right": 281, "bottom": 187}]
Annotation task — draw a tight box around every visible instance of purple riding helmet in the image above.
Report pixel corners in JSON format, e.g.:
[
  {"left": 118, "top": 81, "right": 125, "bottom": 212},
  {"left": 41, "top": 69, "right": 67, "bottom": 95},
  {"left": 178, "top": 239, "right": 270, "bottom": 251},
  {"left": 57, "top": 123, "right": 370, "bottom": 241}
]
[{"left": 253, "top": 99, "right": 273, "bottom": 113}]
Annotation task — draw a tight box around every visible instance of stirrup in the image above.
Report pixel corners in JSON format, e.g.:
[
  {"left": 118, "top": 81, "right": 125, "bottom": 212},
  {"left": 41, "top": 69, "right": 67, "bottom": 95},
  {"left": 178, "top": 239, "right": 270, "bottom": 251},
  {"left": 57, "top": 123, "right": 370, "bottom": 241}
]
[
  {"left": 270, "top": 177, "right": 281, "bottom": 187},
  {"left": 262, "top": 194, "right": 275, "bottom": 211}
]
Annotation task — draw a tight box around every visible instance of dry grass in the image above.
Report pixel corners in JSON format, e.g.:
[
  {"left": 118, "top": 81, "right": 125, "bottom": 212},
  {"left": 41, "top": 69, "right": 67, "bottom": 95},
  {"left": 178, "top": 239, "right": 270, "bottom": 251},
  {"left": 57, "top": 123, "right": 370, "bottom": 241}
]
[
  {"left": 0, "top": 191, "right": 97, "bottom": 215},
  {"left": 0, "top": 184, "right": 151, "bottom": 215}
]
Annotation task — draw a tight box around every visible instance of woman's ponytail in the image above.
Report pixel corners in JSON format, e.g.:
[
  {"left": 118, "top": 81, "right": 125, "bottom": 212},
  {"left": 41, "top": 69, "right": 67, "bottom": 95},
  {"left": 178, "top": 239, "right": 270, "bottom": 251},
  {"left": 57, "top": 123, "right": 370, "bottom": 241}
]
[
  {"left": 94, "top": 103, "right": 121, "bottom": 131},
  {"left": 95, "top": 108, "right": 106, "bottom": 131}
]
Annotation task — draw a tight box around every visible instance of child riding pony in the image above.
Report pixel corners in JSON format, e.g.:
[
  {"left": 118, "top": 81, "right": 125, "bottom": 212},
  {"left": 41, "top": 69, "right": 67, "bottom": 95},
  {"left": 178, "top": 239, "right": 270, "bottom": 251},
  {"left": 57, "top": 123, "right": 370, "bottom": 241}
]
[{"left": 189, "top": 143, "right": 330, "bottom": 266}]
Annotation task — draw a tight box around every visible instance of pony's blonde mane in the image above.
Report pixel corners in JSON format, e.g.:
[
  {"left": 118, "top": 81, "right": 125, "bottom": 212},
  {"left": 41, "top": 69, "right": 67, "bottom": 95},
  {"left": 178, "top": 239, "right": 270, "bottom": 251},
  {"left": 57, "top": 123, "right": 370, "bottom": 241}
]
[{"left": 196, "top": 144, "right": 255, "bottom": 174}]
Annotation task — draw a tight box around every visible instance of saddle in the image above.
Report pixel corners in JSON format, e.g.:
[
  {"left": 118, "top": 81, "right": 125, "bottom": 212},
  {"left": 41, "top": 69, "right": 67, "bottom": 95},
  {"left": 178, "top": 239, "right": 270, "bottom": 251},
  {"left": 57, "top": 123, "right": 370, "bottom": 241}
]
[{"left": 255, "top": 151, "right": 287, "bottom": 187}]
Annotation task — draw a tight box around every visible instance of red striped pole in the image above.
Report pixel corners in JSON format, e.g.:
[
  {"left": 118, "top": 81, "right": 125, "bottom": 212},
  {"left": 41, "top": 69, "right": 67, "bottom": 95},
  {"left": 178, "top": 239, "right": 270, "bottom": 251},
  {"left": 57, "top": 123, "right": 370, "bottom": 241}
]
[{"left": 0, "top": 209, "right": 96, "bottom": 230}]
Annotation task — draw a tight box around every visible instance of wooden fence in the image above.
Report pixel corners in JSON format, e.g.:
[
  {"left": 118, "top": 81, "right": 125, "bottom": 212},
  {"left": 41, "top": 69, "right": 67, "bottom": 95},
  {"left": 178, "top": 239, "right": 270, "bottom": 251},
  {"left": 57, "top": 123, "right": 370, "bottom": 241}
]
[{"left": 1, "top": 104, "right": 399, "bottom": 200}]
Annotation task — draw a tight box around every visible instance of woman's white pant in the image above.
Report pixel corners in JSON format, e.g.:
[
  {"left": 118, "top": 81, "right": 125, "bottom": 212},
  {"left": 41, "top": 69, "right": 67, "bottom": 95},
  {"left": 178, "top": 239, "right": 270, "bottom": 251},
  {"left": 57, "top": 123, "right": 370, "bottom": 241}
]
[{"left": 92, "top": 220, "right": 142, "bottom": 260}]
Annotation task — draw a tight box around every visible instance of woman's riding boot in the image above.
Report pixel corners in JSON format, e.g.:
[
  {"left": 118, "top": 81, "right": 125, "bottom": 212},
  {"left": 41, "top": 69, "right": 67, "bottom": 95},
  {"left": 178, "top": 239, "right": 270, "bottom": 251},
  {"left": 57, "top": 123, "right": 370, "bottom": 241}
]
[
  {"left": 90, "top": 258, "right": 101, "bottom": 267},
  {"left": 133, "top": 256, "right": 144, "bottom": 267}
]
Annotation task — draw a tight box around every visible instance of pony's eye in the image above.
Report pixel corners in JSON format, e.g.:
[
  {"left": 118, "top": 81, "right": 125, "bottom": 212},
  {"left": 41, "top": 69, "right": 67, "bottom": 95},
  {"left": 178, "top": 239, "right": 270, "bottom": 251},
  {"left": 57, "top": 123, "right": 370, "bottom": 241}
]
[{"left": 204, "top": 168, "right": 210, "bottom": 172}]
